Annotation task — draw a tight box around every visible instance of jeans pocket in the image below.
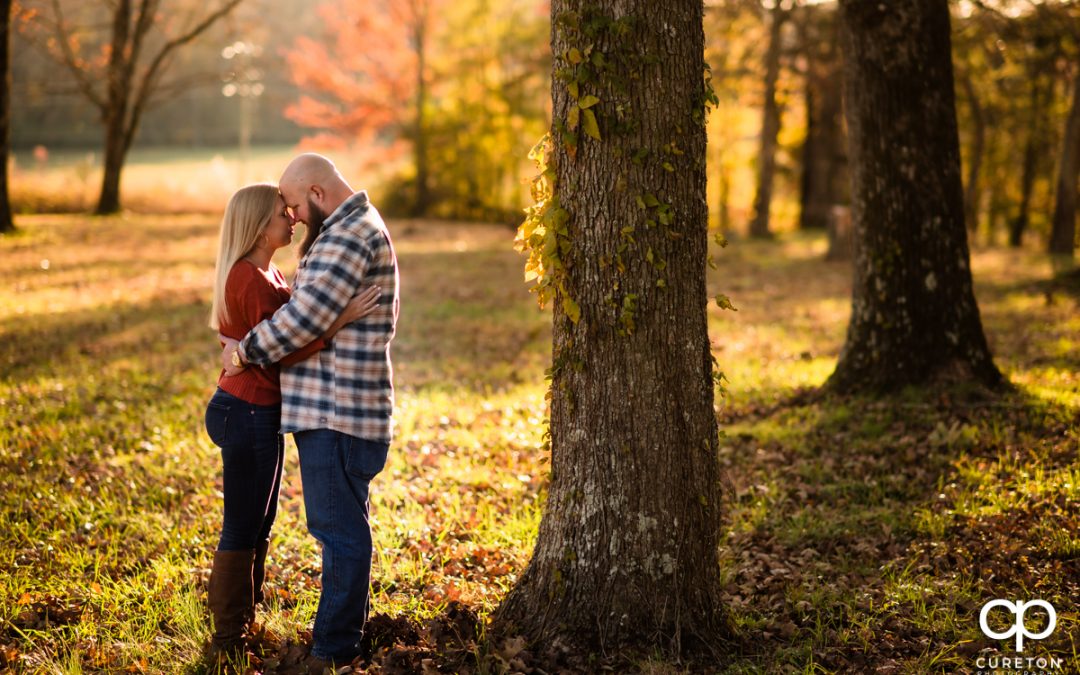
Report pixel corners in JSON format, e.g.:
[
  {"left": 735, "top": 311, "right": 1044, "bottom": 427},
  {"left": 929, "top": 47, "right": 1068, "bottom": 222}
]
[
  {"left": 344, "top": 439, "right": 389, "bottom": 480},
  {"left": 205, "top": 400, "right": 231, "bottom": 447}
]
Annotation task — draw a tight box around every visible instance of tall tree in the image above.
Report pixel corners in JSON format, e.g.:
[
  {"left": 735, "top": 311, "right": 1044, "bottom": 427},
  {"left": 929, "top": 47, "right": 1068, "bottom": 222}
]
[
  {"left": 16, "top": 0, "right": 245, "bottom": 214},
  {"left": 829, "top": 0, "right": 1002, "bottom": 392},
  {"left": 748, "top": 0, "right": 793, "bottom": 238},
  {"left": 0, "top": 0, "right": 13, "bottom": 234},
  {"left": 1049, "top": 71, "right": 1079, "bottom": 257},
  {"left": 795, "top": 1, "right": 847, "bottom": 233},
  {"left": 499, "top": 0, "right": 728, "bottom": 652}
]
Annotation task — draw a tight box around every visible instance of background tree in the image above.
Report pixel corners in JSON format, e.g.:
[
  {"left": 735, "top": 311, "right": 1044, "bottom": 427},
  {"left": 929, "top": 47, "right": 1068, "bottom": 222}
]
[
  {"left": 286, "top": 0, "right": 439, "bottom": 217},
  {"left": 0, "top": 0, "right": 13, "bottom": 233},
  {"left": 498, "top": 0, "right": 729, "bottom": 652},
  {"left": 15, "top": 0, "right": 246, "bottom": 214},
  {"left": 1045, "top": 2, "right": 1080, "bottom": 257},
  {"left": 794, "top": 1, "right": 847, "bottom": 234},
  {"left": 748, "top": 0, "right": 794, "bottom": 238},
  {"left": 829, "top": 0, "right": 1002, "bottom": 392}
]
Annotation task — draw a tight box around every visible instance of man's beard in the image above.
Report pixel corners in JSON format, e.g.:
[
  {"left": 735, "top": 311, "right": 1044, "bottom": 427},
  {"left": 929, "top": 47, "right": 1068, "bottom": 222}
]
[{"left": 298, "top": 198, "right": 329, "bottom": 257}]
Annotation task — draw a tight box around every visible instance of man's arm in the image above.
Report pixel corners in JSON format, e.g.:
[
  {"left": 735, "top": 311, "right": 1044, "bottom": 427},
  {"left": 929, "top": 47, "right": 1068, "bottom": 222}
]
[{"left": 238, "top": 231, "right": 373, "bottom": 366}]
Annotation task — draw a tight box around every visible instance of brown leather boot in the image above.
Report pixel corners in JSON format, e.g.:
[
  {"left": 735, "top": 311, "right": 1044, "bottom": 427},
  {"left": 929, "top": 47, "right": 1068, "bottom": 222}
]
[
  {"left": 206, "top": 549, "right": 256, "bottom": 659},
  {"left": 252, "top": 539, "right": 270, "bottom": 607}
]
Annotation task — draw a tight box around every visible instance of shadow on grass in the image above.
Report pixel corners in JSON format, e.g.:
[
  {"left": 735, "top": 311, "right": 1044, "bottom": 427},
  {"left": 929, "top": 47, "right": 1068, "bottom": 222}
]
[
  {"left": 0, "top": 294, "right": 212, "bottom": 384},
  {"left": 717, "top": 383, "right": 1079, "bottom": 671}
]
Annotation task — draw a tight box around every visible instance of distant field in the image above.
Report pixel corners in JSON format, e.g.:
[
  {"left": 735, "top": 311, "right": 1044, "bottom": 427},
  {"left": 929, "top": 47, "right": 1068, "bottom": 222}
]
[{"left": 8, "top": 144, "right": 401, "bottom": 215}]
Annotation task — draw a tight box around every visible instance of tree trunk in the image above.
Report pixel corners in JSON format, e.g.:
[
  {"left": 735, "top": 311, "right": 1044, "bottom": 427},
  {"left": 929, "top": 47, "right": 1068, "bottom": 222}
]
[
  {"left": 95, "top": 114, "right": 129, "bottom": 215},
  {"left": 828, "top": 0, "right": 1002, "bottom": 392},
  {"left": 748, "top": 1, "right": 789, "bottom": 239},
  {"left": 1009, "top": 71, "right": 1045, "bottom": 248},
  {"left": 0, "top": 0, "right": 13, "bottom": 234},
  {"left": 1049, "top": 74, "right": 1079, "bottom": 257},
  {"left": 497, "top": 0, "right": 728, "bottom": 653},
  {"left": 959, "top": 72, "right": 985, "bottom": 236},
  {"left": 798, "top": 8, "right": 846, "bottom": 232},
  {"left": 412, "top": 11, "right": 431, "bottom": 217}
]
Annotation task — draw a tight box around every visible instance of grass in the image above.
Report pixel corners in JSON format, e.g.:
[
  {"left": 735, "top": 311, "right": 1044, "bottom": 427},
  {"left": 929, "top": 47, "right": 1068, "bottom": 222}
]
[{"left": 0, "top": 212, "right": 1078, "bottom": 673}]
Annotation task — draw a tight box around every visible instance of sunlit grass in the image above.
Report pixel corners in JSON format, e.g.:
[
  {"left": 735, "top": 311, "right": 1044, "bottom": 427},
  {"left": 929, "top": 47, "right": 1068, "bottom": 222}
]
[{"left": 1, "top": 212, "right": 1077, "bottom": 672}]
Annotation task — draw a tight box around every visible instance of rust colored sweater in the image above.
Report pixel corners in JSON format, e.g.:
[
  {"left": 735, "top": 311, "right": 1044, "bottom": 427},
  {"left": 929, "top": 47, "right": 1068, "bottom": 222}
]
[{"left": 217, "top": 259, "right": 326, "bottom": 405}]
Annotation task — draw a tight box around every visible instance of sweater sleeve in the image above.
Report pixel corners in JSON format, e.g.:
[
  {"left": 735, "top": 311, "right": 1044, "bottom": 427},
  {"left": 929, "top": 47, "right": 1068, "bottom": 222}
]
[
  {"left": 235, "top": 268, "right": 329, "bottom": 366},
  {"left": 240, "top": 229, "right": 372, "bottom": 366}
]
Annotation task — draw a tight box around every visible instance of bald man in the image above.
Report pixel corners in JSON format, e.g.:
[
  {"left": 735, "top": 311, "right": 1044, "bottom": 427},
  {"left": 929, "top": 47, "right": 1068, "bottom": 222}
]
[{"left": 224, "top": 154, "right": 400, "bottom": 665}]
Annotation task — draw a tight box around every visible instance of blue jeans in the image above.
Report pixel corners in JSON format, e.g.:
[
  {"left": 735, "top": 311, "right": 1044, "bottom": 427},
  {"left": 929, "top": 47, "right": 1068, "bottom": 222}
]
[
  {"left": 204, "top": 388, "right": 284, "bottom": 551},
  {"left": 295, "top": 429, "right": 389, "bottom": 661}
]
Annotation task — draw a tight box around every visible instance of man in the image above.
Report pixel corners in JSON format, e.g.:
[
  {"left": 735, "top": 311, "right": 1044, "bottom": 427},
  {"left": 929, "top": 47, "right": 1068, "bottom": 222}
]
[{"left": 222, "top": 153, "right": 399, "bottom": 666}]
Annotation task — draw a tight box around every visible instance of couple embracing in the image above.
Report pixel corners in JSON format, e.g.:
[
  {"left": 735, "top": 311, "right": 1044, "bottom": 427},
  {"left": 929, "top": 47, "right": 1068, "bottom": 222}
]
[{"left": 202, "top": 153, "right": 399, "bottom": 669}]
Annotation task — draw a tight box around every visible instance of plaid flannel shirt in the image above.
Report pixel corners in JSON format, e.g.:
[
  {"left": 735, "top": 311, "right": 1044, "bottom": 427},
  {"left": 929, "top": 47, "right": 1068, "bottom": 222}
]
[{"left": 239, "top": 191, "right": 399, "bottom": 443}]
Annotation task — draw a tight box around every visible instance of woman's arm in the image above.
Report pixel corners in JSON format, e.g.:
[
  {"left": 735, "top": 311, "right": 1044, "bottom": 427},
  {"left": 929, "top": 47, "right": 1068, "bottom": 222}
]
[{"left": 221, "top": 285, "right": 381, "bottom": 374}]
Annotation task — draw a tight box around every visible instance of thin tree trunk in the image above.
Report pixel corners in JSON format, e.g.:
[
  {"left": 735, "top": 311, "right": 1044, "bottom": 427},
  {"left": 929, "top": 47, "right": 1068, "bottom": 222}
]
[
  {"left": 1049, "top": 73, "right": 1079, "bottom": 256},
  {"left": 799, "top": 27, "right": 845, "bottom": 232},
  {"left": 749, "top": 0, "right": 788, "bottom": 238},
  {"left": 829, "top": 0, "right": 1002, "bottom": 392},
  {"left": 497, "top": 0, "right": 728, "bottom": 653},
  {"left": 960, "top": 72, "right": 985, "bottom": 235},
  {"left": 412, "top": 10, "right": 431, "bottom": 217},
  {"left": 1010, "top": 71, "right": 1044, "bottom": 248},
  {"left": 0, "top": 0, "right": 14, "bottom": 233}
]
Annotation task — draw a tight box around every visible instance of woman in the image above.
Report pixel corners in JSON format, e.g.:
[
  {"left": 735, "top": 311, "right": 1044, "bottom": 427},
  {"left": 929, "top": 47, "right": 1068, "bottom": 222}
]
[{"left": 203, "top": 183, "right": 379, "bottom": 659}]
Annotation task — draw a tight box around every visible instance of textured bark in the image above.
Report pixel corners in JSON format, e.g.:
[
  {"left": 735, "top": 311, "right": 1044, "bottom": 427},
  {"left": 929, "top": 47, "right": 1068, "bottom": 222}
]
[
  {"left": 798, "top": 5, "right": 847, "bottom": 233},
  {"left": 748, "top": 0, "right": 790, "bottom": 239},
  {"left": 829, "top": 0, "right": 1002, "bottom": 392},
  {"left": 1049, "top": 74, "right": 1079, "bottom": 257},
  {"left": 496, "top": 0, "right": 728, "bottom": 653},
  {"left": 0, "top": 0, "right": 13, "bottom": 234}
]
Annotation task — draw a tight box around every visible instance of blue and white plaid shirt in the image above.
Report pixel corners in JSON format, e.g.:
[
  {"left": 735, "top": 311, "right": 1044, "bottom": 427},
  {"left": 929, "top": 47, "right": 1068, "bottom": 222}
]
[{"left": 239, "top": 191, "right": 399, "bottom": 443}]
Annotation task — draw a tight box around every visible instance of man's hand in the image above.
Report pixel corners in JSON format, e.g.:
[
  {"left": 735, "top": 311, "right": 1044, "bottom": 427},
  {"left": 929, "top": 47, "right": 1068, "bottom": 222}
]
[{"left": 218, "top": 334, "right": 244, "bottom": 377}]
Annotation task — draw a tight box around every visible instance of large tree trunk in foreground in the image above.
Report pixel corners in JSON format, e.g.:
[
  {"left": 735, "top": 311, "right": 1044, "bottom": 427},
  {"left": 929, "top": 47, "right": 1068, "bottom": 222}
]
[
  {"left": 1049, "top": 74, "right": 1079, "bottom": 257},
  {"left": 0, "top": 0, "right": 13, "bottom": 234},
  {"left": 497, "top": 0, "right": 727, "bottom": 654},
  {"left": 829, "top": 0, "right": 1002, "bottom": 392}
]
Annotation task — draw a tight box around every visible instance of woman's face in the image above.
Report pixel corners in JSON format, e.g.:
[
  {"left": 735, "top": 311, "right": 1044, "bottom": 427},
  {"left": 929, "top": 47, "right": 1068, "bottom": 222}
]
[{"left": 263, "top": 195, "right": 296, "bottom": 251}]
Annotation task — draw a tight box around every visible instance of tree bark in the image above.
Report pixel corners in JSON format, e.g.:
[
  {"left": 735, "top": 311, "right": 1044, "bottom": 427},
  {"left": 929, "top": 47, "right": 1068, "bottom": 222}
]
[
  {"left": 828, "top": 0, "right": 1002, "bottom": 392},
  {"left": 798, "top": 5, "right": 847, "bottom": 233},
  {"left": 0, "top": 0, "right": 13, "bottom": 233},
  {"left": 1049, "top": 73, "right": 1079, "bottom": 257},
  {"left": 496, "top": 0, "right": 728, "bottom": 654},
  {"left": 748, "top": 0, "right": 789, "bottom": 239}
]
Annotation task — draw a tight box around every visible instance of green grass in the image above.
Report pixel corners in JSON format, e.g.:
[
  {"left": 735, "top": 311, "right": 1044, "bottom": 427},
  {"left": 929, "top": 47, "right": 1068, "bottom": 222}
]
[{"left": 1, "top": 214, "right": 1078, "bottom": 673}]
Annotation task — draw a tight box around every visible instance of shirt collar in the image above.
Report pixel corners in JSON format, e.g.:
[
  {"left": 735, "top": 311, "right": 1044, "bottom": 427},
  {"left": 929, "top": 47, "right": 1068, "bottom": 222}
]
[{"left": 324, "top": 190, "right": 370, "bottom": 229}]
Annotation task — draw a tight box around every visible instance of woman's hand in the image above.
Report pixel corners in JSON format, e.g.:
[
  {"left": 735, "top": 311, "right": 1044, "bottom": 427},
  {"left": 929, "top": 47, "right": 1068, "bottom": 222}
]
[
  {"left": 218, "top": 334, "right": 244, "bottom": 377},
  {"left": 342, "top": 286, "right": 382, "bottom": 323}
]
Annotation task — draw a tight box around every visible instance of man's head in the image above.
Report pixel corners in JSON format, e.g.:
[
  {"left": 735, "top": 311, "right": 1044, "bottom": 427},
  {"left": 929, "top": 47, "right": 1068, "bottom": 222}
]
[{"left": 278, "top": 153, "right": 354, "bottom": 253}]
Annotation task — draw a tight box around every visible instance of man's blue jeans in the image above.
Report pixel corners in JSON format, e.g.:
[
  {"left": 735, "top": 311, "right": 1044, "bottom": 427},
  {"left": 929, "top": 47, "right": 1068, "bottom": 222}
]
[{"left": 294, "top": 429, "right": 389, "bottom": 661}]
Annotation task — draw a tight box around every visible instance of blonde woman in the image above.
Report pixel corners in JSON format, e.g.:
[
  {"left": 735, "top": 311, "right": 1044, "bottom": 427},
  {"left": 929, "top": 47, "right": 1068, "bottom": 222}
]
[{"left": 203, "top": 183, "right": 379, "bottom": 661}]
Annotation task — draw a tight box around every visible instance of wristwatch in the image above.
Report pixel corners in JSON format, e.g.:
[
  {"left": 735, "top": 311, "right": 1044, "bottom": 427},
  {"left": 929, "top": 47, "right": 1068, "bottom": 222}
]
[{"left": 231, "top": 347, "right": 246, "bottom": 369}]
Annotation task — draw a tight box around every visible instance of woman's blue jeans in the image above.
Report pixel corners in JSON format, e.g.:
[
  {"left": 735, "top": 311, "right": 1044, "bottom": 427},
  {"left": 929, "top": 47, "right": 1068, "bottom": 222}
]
[
  {"left": 204, "top": 388, "right": 284, "bottom": 551},
  {"left": 294, "top": 429, "right": 389, "bottom": 661}
]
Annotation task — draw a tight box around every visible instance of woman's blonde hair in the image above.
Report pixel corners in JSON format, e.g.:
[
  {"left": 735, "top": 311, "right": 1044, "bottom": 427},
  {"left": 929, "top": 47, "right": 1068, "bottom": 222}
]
[{"left": 209, "top": 183, "right": 280, "bottom": 330}]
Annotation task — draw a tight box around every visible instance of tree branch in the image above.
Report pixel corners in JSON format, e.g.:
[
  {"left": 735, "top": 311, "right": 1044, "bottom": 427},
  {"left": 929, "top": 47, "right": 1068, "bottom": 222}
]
[{"left": 46, "top": 0, "right": 106, "bottom": 110}]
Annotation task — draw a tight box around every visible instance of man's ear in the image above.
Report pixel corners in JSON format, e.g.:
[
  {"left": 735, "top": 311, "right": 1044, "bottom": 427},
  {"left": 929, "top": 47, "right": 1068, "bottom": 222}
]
[{"left": 310, "top": 185, "right": 325, "bottom": 206}]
